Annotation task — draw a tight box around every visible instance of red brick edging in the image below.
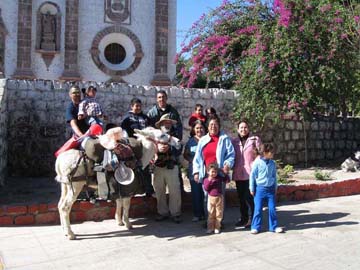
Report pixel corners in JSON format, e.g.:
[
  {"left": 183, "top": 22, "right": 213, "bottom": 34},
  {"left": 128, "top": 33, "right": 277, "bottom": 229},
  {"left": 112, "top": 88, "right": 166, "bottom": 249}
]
[{"left": 1, "top": 178, "right": 360, "bottom": 226}]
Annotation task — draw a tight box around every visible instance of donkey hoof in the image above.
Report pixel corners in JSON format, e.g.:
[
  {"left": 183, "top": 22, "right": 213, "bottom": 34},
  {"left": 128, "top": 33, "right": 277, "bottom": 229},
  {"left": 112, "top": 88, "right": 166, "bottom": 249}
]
[
  {"left": 66, "top": 232, "right": 76, "bottom": 240},
  {"left": 117, "top": 220, "right": 124, "bottom": 226},
  {"left": 125, "top": 223, "right": 133, "bottom": 230}
]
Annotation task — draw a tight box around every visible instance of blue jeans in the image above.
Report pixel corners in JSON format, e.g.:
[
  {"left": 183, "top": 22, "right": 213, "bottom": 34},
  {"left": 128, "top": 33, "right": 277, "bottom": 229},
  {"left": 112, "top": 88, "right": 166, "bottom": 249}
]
[
  {"left": 251, "top": 185, "right": 278, "bottom": 232},
  {"left": 190, "top": 179, "right": 205, "bottom": 218},
  {"left": 86, "top": 116, "right": 103, "bottom": 127}
]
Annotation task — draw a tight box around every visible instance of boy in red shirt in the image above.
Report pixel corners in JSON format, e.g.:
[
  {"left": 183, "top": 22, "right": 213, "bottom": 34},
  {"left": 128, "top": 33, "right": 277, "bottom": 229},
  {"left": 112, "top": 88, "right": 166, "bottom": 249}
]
[{"left": 188, "top": 104, "right": 206, "bottom": 128}]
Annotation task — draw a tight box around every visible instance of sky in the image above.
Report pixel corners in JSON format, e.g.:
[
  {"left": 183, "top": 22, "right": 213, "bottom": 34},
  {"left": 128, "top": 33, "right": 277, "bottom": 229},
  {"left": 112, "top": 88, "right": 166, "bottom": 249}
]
[{"left": 176, "top": 0, "right": 223, "bottom": 52}]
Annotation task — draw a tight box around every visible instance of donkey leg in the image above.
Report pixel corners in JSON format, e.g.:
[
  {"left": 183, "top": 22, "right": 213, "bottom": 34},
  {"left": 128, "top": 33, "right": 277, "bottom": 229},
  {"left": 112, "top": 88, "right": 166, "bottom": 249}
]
[
  {"left": 58, "top": 183, "right": 68, "bottom": 234},
  {"left": 122, "top": 197, "right": 132, "bottom": 229},
  {"left": 59, "top": 181, "right": 85, "bottom": 240},
  {"left": 115, "top": 198, "right": 124, "bottom": 226}
]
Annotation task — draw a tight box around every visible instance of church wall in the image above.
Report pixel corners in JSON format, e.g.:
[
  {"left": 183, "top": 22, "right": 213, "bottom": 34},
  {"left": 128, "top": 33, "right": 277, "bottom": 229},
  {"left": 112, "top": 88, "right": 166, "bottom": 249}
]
[
  {"left": 77, "top": 0, "right": 157, "bottom": 84},
  {"left": 0, "top": 0, "right": 18, "bottom": 78},
  {"left": 0, "top": 0, "right": 176, "bottom": 84}
]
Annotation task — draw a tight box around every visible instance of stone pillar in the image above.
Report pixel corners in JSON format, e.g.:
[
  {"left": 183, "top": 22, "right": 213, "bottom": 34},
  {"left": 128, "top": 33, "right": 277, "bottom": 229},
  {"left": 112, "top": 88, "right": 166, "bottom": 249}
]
[
  {"left": 12, "top": 0, "right": 35, "bottom": 79},
  {"left": 60, "top": 0, "right": 81, "bottom": 80},
  {"left": 151, "top": 0, "right": 171, "bottom": 86}
]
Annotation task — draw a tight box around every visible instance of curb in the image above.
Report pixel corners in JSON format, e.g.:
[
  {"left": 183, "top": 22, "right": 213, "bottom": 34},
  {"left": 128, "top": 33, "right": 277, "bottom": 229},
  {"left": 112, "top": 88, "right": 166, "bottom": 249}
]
[{"left": 1, "top": 178, "right": 360, "bottom": 226}]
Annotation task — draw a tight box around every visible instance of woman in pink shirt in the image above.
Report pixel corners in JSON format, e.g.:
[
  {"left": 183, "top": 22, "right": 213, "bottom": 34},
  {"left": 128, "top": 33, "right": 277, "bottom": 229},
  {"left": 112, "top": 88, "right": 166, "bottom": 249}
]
[{"left": 231, "top": 120, "right": 262, "bottom": 228}]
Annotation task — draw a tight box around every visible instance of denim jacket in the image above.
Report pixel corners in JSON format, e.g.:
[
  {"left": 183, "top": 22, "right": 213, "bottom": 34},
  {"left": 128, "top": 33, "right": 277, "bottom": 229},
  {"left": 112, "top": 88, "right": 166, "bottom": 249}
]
[{"left": 192, "top": 131, "right": 235, "bottom": 183}]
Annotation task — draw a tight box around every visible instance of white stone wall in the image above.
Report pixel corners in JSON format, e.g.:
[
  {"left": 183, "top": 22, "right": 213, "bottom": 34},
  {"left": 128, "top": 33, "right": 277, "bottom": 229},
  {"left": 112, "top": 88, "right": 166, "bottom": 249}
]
[{"left": 0, "top": 0, "right": 18, "bottom": 78}]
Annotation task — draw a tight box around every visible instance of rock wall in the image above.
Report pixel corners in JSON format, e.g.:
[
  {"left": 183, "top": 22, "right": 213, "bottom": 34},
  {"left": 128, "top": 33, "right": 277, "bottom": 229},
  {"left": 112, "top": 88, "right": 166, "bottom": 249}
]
[
  {"left": 4, "top": 79, "right": 236, "bottom": 176},
  {"left": 258, "top": 118, "right": 360, "bottom": 166},
  {"left": 3, "top": 79, "right": 360, "bottom": 178},
  {"left": 0, "top": 79, "right": 7, "bottom": 185}
]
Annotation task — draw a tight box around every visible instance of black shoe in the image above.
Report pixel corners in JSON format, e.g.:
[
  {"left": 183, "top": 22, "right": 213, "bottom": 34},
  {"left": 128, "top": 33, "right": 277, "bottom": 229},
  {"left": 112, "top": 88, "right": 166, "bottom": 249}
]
[
  {"left": 173, "top": 216, "right": 182, "bottom": 224},
  {"left": 155, "top": 215, "right": 168, "bottom": 222},
  {"left": 235, "top": 219, "right": 247, "bottom": 227}
]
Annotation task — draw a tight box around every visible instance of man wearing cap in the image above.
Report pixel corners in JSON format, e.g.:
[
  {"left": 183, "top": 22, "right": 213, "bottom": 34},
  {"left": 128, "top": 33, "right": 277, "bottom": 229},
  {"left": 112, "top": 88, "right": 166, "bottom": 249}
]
[
  {"left": 152, "top": 114, "right": 183, "bottom": 223},
  {"left": 65, "top": 85, "right": 90, "bottom": 138},
  {"left": 147, "top": 90, "right": 183, "bottom": 140}
]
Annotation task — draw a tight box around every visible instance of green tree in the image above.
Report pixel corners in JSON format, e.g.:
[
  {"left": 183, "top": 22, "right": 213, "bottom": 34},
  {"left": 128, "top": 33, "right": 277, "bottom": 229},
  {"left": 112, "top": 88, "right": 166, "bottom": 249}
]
[{"left": 176, "top": 0, "right": 360, "bottom": 127}]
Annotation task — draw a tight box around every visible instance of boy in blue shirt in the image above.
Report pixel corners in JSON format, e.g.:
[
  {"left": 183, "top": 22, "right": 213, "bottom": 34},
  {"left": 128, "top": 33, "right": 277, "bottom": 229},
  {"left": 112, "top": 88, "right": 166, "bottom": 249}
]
[{"left": 249, "top": 143, "right": 283, "bottom": 234}]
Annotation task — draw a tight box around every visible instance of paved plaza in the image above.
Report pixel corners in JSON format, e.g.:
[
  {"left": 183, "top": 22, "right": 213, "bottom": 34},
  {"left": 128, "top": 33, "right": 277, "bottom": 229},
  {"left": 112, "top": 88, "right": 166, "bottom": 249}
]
[{"left": 1, "top": 195, "right": 360, "bottom": 270}]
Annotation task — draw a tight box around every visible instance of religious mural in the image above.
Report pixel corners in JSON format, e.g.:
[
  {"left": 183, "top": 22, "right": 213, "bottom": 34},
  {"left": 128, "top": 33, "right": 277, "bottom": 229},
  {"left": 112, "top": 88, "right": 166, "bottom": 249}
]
[{"left": 104, "top": 0, "right": 131, "bottom": 24}]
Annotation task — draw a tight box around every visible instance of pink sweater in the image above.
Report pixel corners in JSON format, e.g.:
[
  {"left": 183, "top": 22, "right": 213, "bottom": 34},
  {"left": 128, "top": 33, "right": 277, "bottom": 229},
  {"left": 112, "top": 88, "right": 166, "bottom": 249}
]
[{"left": 231, "top": 135, "right": 262, "bottom": 181}]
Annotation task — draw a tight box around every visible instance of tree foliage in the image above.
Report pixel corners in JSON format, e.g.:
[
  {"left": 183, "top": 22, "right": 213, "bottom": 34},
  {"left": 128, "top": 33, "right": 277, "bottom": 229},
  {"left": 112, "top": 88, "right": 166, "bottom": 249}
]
[{"left": 176, "top": 0, "right": 360, "bottom": 127}]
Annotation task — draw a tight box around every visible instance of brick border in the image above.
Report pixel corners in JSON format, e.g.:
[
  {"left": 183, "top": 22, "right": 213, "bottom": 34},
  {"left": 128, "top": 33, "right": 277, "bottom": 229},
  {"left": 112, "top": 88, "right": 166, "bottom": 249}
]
[
  {"left": 0, "top": 8, "right": 8, "bottom": 78},
  {"left": 12, "top": 0, "right": 35, "bottom": 79},
  {"left": 90, "top": 25, "right": 143, "bottom": 77},
  {"left": 151, "top": 0, "right": 171, "bottom": 86},
  {"left": 1, "top": 178, "right": 360, "bottom": 226}
]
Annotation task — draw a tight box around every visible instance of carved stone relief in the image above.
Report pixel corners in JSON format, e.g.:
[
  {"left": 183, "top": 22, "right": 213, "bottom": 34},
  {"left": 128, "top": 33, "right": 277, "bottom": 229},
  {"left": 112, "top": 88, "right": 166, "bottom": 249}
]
[
  {"left": 104, "top": 0, "right": 131, "bottom": 24},
  {"left": 35, "top": 2, "right": 61, "bottom": 69}
]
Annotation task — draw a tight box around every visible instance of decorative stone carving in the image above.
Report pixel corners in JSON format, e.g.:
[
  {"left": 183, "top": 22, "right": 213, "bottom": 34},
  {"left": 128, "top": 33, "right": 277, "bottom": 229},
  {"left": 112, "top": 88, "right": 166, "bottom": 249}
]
[
  {"left": 0, "top": 8, "right": 7, "bottom": 78},
  {"left": 90, "top": 26, "right": 143, "bottom": 81},
  {"left": 104, "top": 0, "right": 131, "bottom": 24},
  {"left": 35, "top": 2, "right": 61, "bottom": 70}
]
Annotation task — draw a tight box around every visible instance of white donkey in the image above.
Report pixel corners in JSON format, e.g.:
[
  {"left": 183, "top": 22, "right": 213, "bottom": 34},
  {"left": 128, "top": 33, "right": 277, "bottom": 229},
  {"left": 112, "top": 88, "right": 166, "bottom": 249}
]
[{"left": 55, "top": 127, "right": 180, "bottom": 240}]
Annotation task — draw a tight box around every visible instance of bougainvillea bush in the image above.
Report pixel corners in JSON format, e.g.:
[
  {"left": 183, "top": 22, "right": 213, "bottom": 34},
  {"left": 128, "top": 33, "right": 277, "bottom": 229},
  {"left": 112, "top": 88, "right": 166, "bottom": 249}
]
[{"left": 176, "top": 0, "right": 360, "bottom": 126}]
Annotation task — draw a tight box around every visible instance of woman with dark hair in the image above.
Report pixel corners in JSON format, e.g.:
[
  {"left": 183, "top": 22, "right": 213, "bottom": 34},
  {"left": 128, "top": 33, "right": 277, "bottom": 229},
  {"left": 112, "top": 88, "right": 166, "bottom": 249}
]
[
  {"left": 183, "top": 120, "right": 206, "bottom": 222},
  {"left": 192, "top": 115, "right": 235, "bottom": 226},
  {"left": 231, "top": 119, "right": 262, "bottom": 228}
]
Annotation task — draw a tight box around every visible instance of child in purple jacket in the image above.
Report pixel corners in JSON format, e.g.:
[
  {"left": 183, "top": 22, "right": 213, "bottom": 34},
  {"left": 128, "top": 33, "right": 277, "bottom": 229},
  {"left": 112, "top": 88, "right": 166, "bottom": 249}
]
[{"left": 203, "top": 163, "right": 229, "bottom": 234}]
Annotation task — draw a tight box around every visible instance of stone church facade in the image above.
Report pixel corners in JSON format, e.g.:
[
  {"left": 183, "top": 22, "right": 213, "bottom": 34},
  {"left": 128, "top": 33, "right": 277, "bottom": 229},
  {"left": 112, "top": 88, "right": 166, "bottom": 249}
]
[{"left": 0, "top": 0, "right": 176, "bottom": 85}]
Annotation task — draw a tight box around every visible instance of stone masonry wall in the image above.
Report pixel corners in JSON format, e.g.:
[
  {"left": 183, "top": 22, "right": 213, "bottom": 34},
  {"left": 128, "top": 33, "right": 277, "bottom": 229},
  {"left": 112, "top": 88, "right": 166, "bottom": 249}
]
[
  {"left": 4, "top": 79, "right": 236, "bottom": 176},
  {"left": 3, "top": 79, "right": 360, "bottom": 178},
  {"left": 0, "top": 79, "right": 7, "bottom": 185},
  {"left": 259, "top": 118, "right": 360, "bottom": 166}
]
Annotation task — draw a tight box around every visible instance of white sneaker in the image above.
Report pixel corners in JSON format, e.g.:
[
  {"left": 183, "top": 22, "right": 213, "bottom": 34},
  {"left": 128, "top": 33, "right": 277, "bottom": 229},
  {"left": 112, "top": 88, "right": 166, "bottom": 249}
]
[
  {"left": 214, "top": 229, "right": 220, "bottom": 234},
  {"left": 275, "top": 227, "right": 284, "bottom": 233},
  {"left": 206, "top": 229, "right": 213, "bottom": 234},
  {"left": 251, "top": 229, "right": 259, "bottom": 234}
]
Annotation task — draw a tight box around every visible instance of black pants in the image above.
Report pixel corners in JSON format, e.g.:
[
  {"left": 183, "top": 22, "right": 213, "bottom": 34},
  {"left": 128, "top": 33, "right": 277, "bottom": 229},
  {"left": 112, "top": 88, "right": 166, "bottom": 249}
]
[{"left": 235, "top": 180, "right": 254, "bottom": 222}]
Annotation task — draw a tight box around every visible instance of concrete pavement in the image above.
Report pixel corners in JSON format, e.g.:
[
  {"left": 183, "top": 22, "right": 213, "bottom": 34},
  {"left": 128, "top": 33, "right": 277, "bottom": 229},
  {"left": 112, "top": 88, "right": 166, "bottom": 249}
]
[{"left": 1, "top": 195, "right": 360, "bottom": 270}]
